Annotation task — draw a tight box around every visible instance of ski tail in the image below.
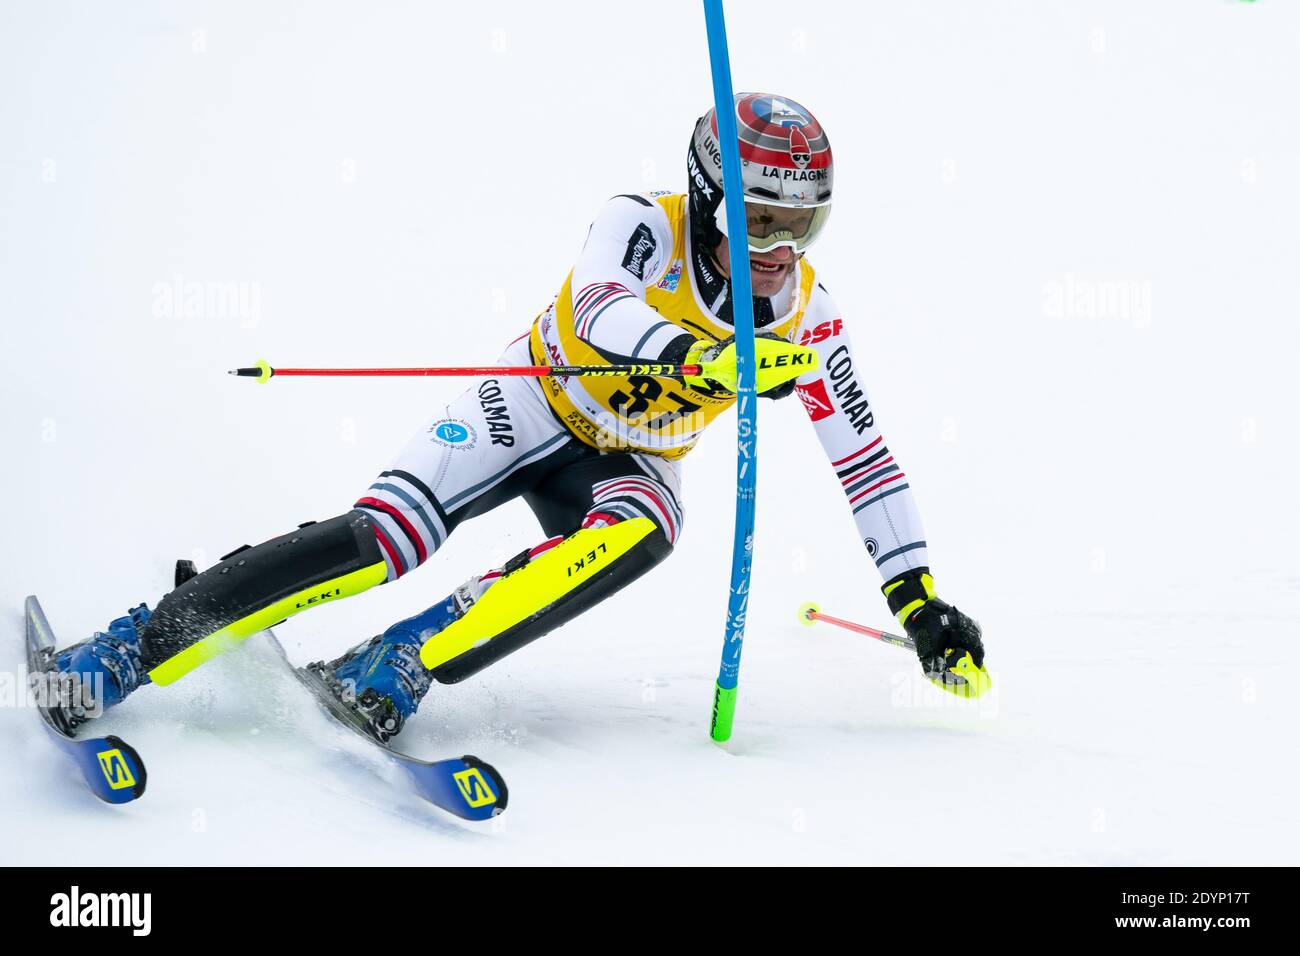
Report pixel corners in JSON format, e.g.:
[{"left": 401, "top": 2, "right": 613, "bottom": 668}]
[
  {"left": 73, "top": 735, "right": 148, "bottom": 804},
  {"left": 400, "top": 754, "right": 508, "bottom": 822},
  {"left": 266, "top": 631, "right": 507, "bottom": 821}
]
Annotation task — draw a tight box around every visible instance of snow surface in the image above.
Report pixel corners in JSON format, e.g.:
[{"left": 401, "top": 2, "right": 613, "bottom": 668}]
[{"left": 1, "top": 1, "right": 1297, "bottom": 866}]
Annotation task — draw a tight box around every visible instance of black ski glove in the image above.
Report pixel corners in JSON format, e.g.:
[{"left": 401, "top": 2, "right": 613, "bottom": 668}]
[{"left": 883, "top": 568, "right": 989, "bottom": 696}]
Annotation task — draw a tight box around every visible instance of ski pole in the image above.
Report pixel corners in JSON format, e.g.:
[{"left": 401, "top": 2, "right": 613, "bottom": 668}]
[
  {"left": 229, "top": 359, "right": 702, "bottom": 383},
  {"left": 797, "top": 602, "right": 916, "bottom": 652},
  {"left": 702, "top": 0, "right": 758, "bottom": 746}
]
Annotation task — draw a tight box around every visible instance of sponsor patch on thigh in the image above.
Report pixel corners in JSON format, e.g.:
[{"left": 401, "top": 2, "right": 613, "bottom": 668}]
[{"left": 429, "top": 419, "right": 479, "bottom": 450}]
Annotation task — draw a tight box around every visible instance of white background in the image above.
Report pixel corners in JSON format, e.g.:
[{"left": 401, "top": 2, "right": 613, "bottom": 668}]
[{"left": 1, "top": 0, "right": 1296, "bottom": 864}]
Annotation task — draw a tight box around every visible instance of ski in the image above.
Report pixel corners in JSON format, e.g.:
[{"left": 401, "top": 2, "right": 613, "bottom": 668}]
[
  {"left": 23, "top": 595, "right": 148, "bottom": 804},
  {"left": 264, "top": 630, "right": 507, "bottom": 821}
]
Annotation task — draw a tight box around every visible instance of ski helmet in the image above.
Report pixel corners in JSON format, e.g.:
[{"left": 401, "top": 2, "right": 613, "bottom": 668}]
[{"left": 687, "top": 92, "right": 833, "bottom": 256}]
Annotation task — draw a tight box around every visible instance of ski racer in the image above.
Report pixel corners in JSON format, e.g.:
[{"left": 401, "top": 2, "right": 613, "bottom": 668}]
[{"left": 50, "top": 93, "right": 990, "bottom": 742}]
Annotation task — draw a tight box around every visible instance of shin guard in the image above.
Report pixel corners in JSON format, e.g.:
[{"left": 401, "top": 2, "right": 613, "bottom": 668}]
[
  {"left": 422, "top": 517, "right": 671, "bottom": 684},
  {"left": 142, "top": 512, "right": 387, "bottom": 684}
]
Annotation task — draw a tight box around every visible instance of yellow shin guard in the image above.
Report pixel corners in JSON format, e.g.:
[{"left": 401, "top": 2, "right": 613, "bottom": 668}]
[{"left": 420, "top": 517, "right": 669, "bottom": 681}]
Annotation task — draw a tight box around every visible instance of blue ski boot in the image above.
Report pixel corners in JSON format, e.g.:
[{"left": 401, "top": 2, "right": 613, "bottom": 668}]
[
  {"left": 311, "top": 583, "right": 476, "bottom": 742},
  {"left": 53, "top": 604, "right": 152, "bottom": 731}
]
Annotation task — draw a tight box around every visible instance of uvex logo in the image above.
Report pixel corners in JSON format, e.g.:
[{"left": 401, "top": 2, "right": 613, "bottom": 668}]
[
  {"left": 687, "top": 149, "right": 715, "bottom": 200},
  {"left": 296, "top": 587, "right": 341, "bottom": 609}
]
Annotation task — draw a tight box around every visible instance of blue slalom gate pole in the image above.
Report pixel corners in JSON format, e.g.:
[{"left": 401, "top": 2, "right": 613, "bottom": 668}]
[{"left": 702, "top": 0, "right": 757, "bottom": 743}]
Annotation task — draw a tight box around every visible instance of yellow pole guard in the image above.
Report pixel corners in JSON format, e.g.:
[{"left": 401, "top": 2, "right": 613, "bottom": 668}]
[
  {"left": 751, "top": 337, "right": 819, "bottom": 394},
  {"left": 929, "top": 652, "right": 993, "bottom": 699},
  {"left": 148, "top": 561, "right": 388, "bottom": 685},
  {"left": 689, "top": 338, "right": 819, "bottom": 393},
  {"left": 420, "top": 518, "right": 657, "bottom": 670}
]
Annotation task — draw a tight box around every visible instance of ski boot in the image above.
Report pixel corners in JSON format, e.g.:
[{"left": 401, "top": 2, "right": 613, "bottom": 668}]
[
  {"left": 308, "top": 581, "right": 478, "bottom": 743},
  {"left": 51, "top": 604, "right": 152, "bottom": 731}
]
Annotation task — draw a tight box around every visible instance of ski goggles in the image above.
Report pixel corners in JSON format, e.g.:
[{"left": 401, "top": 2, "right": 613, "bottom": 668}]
[{"left": 714, "top": 199, "right": 832, "bottom": 253}]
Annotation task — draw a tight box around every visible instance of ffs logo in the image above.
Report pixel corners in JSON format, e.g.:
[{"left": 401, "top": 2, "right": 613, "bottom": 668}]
[
  {"left": 429, "top": 419, "right": 478, "bottom": 450},
  {"left": 799, "top": 318, "right": 843, "bottom": 346}
]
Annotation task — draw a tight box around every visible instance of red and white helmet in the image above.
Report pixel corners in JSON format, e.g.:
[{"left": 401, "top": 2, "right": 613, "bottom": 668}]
[{"left": 687, "top": 92, "right": 833, "bottom": 254}]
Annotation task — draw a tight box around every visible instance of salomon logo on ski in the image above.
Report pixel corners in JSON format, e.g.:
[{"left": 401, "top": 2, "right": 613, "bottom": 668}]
[
  {"left": 97, "top": 749, "right": 136, "bottom": 790},
  {"left": 453, "top": 767, "right": 498, "bottom": 808}
]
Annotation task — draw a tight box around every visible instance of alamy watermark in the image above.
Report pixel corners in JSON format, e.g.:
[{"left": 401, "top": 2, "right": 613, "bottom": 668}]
[
  {"left": 889, "top": 668, "right": 1000, "bottom": 719},
  {"left": 49, "top": 886, "right": 151, "bottom": 936},
  {"left": 1043, "top": 273, "right": 1151, "bottom": 329},
  {"left": 1, "top": 668, "right": 104, "bottom": 720},
  {"left": 151, "top": 274, "right": 262, "bottom": 328}
]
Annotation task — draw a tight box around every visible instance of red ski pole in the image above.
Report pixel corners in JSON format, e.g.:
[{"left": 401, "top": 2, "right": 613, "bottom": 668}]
[
  {"left": 228, "top": 359, "right": 702, "bottom": 383},
  {"left": 797, "top": 601, "right": 916, "bottom": 652}
]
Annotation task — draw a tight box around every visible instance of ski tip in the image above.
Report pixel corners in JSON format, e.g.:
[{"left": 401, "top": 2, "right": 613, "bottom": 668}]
[
  {"left": 797, "top": 601, "right": 820, "bottom": 626},
  {"left": 25, "top": 595, "right": 54, "bottom": 650}
]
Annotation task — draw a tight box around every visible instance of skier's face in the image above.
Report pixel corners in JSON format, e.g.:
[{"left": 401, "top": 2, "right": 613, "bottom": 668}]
[{"left": 713, "top": 234, "right": 797, "bottom": 298}]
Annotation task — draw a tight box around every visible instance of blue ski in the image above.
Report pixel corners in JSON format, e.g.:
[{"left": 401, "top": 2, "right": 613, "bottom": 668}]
[
  {"left": 265, "top": 631, "right": 507, "bottom": 822},
  {"left": 24, "top": 595, "right": 147, "bottom": 805}
]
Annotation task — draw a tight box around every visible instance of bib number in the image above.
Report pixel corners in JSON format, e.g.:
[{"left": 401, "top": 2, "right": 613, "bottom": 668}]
[{"left": 610, "top": 376, "right": 703, "bottom": 431}]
